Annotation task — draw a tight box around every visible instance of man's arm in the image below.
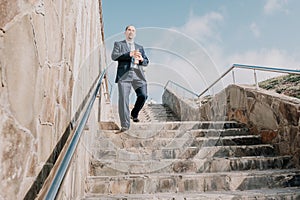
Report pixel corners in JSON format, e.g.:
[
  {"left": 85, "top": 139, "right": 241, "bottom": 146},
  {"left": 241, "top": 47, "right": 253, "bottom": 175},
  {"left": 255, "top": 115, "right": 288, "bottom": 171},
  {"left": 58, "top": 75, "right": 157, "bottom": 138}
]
[
  {"left": 139, "top": 47, "right": 149, "bottom": 66},
  {"left": 111, "top": 42, "right": 131, "bottom": 61}
]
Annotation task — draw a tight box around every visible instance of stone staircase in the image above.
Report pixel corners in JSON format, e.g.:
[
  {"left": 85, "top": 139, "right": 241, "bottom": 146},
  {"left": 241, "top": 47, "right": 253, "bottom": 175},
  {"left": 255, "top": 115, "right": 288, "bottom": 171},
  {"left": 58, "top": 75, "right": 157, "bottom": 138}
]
[
  {"left": 137, "top": 103, "right": 180, "bottom": 122},
  {"left": 83, "top": 104, "right": 300, "bottom": 200}
]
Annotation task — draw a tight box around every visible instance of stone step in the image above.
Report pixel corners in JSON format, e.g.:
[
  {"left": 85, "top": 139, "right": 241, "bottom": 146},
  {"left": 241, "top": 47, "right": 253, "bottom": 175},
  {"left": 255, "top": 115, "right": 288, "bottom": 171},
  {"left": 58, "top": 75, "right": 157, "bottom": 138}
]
[
  {"left": 98, "top": 129, "right": 181, "bottom": 139},
  {"left": 127, "top": 121, "right": 245, "bottom": 131},
  {"left": 97, "top": 121, "right": 247, "bottom": 140},
  {"left": 90, "top": 156, "right": 294, "bottom": 176},
  {"left": 95, "top": 144, "right": 275, "bottom": 161},
  {"left": 99, "top": 128, "right": 250, "bottom": 138},
  {"left": 97, "top": 137, "right": 191, "bottom": 149},
  {"left": 191, "top": 135, "right": 262, "bottom": 147},
  {"left": 96, "top": 146, "right": 198, "bottom": 161},
  {"left": 190, "top": 128, "right": 250, "bottom": 137},
  {"left": 139, "top": 104, "right": 180, "bottom": 122},
  {"left": 195, "top": 144, "right": 276, "bottom": 158},
  {"left": 85, "top": 170, "right": 300, "bottom": 195},
  {"left": 95, "top": 134, "right": 261, "bottom": 152},
  {"left": 188, "top": 156, "right": 294, "bottom": 173},
  {"left": 97, "top": 127, "right": 192, "bottom": 141},
  {"left": 83, "top": 187, "right": 300, "bottom": 200},
  {"left": 94, "top": 129, "right": 193, "bottom": 152}
]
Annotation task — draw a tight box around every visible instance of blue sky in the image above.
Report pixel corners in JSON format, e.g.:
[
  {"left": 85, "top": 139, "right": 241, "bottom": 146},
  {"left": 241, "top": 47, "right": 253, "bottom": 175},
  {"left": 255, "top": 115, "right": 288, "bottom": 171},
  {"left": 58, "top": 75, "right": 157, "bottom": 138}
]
[{"left": 102, "top": 0, "right": 300, "bottom": 101}]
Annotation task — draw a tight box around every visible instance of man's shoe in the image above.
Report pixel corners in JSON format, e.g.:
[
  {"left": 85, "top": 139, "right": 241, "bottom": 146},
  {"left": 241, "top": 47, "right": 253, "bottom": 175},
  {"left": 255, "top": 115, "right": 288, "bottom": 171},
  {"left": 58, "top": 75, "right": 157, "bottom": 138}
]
[
  {"left": 120, "top": 127, "right": 129, "bottom": 132},
  {"left": 131, "top": 116, "right": 140, "bottom": 122}
]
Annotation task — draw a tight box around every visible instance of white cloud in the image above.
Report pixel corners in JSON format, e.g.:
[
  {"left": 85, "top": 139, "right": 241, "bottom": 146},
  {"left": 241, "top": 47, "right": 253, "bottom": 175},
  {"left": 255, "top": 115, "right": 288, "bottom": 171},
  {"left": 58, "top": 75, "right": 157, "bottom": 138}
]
[
  {"left": 201, "top": 45, "right": 300, "bottom": 85},
  {"left": 168, "top": 9, "right": 299, "bottom": 89},
  {"left": 212, "top": 48, "right": 300, "bottom": 86},
  {"left": 250, "top": 22, "right": 261, "bottom": 38},
  {"left": 228, "top": 48, "right": 299, "bottom": 70},
  {"left": 264, "top": 0, "right": 289, "bottom": 15},
  {"left": 175, "top": 12, "right": 224, "bottom": 42}
]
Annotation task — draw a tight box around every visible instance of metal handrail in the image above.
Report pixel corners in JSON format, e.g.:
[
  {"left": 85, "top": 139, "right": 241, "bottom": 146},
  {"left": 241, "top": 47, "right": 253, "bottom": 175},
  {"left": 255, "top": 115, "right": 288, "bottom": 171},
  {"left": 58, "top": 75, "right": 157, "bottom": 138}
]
[
  {"left": 232, "top": 63, "right": 300, "bottom": 74},
  {"left": 198, "top": 64, "right": 300, "bottom": 97},
  {"left": 164, "top": 80, "right": 199, "bottom": 97},
  {"left": 165, "top": 63, "right": 300, "bottom": 98},
  {"left": 45, "top": 68, "right": 108, "bottom": 199}
]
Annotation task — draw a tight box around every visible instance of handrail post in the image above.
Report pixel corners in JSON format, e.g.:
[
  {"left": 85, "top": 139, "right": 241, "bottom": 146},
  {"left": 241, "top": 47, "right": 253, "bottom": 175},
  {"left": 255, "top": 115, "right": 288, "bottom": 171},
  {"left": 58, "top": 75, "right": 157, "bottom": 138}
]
[
  {"left": 232, "top": 69, "right": 236, "bottom": 84},
  {"left": 98, "top": 85, "right": 102, "bottom": 122},
  {"left": 253, "top": 69, "right": 259, "bottom": 89}
]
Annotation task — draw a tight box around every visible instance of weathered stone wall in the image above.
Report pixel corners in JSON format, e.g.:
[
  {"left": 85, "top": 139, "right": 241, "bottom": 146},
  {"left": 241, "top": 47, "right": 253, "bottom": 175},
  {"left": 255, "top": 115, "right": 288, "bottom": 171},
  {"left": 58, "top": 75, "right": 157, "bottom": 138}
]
[
  {"left": 162, "top": 88, "right": 226, "bottom": 122},
  {"left": 162, "top": 90, "right": 199, "bottom": 121},
  {"left": 0, "top": 0, "right": 105, "bottom": 199},
  {"left": 163, "top": 84, "right": 300, "bottom": 167},
  {"left": 225, "top": 85, "right": 300, "bottom": 167}
]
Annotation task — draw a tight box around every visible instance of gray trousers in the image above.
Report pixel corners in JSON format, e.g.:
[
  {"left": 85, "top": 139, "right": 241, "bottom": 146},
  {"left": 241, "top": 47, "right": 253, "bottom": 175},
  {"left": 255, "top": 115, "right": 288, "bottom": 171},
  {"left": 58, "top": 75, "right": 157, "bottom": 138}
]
[{"left": 118, "top": 70, "right": 147, "bottom": 128}]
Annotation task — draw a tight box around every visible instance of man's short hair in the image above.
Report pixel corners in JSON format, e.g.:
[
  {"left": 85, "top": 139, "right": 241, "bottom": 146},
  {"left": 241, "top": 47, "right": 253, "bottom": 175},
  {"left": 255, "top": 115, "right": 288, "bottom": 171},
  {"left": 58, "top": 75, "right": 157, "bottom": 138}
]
[{"left": 125, "top": 25, "right": 135, "bottom": 31}]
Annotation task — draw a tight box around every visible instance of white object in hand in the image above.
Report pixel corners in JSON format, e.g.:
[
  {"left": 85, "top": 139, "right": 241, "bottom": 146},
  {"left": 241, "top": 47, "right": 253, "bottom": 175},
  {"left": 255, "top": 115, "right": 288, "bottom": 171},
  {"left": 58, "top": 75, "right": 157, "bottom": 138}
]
[{"left": 134, "top": 49, "right": 139, "bottom": 65}]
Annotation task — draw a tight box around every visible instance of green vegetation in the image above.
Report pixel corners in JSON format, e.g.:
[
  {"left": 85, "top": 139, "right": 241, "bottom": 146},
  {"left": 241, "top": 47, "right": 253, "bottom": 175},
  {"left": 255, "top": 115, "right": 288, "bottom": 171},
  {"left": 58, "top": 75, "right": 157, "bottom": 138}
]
[{"left": 259, "top": 74, "right": 300, "bottom": 99}]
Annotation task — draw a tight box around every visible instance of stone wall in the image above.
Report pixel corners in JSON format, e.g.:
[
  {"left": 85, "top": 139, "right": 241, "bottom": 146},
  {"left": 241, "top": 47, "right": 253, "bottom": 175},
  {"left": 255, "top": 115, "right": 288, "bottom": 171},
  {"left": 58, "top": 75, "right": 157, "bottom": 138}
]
[
  {"left": 163, "top": 84, "right": 300, "bottom": 167},
  {"left": 0, "top": 0, "right": 105, "bottom": 199},
  {"left": 162, "top": 88, "right": 226, "bottom": 122},
  {"left": 225, "top": 85, "right": 300, "bottom": 167},
  {"left": 162, "top": 89, "right": 201, "bottom": 121}
]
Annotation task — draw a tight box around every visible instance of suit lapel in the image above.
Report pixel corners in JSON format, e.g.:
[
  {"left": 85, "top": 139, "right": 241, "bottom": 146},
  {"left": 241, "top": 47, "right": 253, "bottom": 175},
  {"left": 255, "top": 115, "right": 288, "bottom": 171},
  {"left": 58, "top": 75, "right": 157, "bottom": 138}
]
[
  {"left": 134, "top": 43, "right": 138, "bottom": 51},
  {"left": 122, "top": 40, "right": 130, "bottom": 52},
  {"left": 122, "top": 40, "right": 138, "bottom": 52}
]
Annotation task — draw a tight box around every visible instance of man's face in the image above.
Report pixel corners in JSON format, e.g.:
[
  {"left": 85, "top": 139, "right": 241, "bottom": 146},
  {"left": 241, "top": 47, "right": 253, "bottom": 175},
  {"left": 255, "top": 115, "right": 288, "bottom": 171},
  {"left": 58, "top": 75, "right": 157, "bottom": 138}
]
[{"left": 125, "top": 26, "right": 136, "bottom": 40}]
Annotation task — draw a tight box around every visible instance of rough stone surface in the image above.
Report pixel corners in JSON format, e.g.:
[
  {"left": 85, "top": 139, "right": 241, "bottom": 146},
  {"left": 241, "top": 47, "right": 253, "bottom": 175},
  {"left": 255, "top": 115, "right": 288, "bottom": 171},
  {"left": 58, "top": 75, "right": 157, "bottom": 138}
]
[
  {"left": 0, "top": 0, "right": 105, "bottom": 199},
  {"left": 85, "top": 117, "right": 300, "bottom": 199},
  {"left": 163, "top": 84, "right": 300, "bottom": 167},
  {"left": 225, "top": 85, "right": 300, "bottom": 168},
  {"left": 0, "top": 109, "right": 34, "bottom": 198},
  {"left": 162, "top": 89, "right": 201, "bottom": 121}
]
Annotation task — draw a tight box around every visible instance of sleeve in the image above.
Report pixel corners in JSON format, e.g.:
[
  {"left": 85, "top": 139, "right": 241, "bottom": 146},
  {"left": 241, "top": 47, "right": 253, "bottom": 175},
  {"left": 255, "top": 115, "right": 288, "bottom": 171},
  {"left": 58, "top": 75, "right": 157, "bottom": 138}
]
[{"left": 139, "top": 47, "right": 149, "bottom": 66}]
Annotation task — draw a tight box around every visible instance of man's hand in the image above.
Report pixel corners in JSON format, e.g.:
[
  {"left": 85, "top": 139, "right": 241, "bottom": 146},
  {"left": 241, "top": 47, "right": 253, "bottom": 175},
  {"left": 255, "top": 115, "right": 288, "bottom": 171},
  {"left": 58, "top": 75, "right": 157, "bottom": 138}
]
[
  {"left": 129, "top": 50, "right": 135, "bottom": 57},
  {"left": 131, "top": 50, "right": 143, "bottom": 62},
  {"left": 136, "top": 54, "right": 144, "bottom": 62},
  {"left": 130, "top": 50, "right": 141, "bottom": 57}
]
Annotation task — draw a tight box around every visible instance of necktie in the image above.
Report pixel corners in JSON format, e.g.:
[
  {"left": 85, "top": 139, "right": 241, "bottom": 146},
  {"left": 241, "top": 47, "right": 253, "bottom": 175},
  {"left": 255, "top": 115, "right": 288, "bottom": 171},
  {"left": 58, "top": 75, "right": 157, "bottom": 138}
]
[
  {"left": 129, "top": 43, "right": 138, "bottom": 69},
  {"left": 129, "top": 42, "right": 134, "bottom": 51}
]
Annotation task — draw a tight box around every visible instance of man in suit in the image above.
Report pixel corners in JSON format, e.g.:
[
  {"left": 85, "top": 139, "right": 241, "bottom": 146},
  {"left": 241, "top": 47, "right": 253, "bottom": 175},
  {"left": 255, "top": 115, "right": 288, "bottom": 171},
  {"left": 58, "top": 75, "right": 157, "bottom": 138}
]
[{"left": 111, "top": 25, "right": 149, "bottom": 132}]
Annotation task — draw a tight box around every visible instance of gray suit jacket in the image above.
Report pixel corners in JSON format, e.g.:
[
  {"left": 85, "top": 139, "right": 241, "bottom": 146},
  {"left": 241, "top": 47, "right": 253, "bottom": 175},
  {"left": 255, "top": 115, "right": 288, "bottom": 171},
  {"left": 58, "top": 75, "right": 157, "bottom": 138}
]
[{"left": 111, "top": 40, "right": 149, "bottom": 83}]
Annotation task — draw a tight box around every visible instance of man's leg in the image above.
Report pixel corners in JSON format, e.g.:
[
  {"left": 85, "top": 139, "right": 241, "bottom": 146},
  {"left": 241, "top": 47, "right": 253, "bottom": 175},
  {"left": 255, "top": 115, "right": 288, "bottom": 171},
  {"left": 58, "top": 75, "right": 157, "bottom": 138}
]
[
  {"left": 118, "top": 81, "right": 131, "bottom": 128},
  {"left": 131, "top": 84, "right": 148, "bottom": 119}
]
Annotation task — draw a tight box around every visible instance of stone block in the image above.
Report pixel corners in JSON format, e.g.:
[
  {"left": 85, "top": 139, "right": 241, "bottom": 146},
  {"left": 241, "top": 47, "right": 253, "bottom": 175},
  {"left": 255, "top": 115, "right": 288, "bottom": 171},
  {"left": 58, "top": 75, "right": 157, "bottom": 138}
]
[
  {"left": 130, "top": 179, "right": 145, "bottom": 194},
  {"left": 159, "top": 178, "right": 176, "bottom": 193},
  {"left": 228, "top": 108, "right": 248, "bottom": 124},
  {"left": 279, "top": 101, "right": 299, "bottom": 126},
  {"left": 228, "top": 86, "right": 247, "bottom": 109},
  {"left": 89, "top": 181, "right": 109, "bottom": 194},
  {"left": 161, "top": 149, "right": 176, "bottom": 159},
  {"left": 179, "top": 178, "right": 204, "bottom": 192},
  {"left": 205, "top": 175, "right": 230, "bottom": 191},
  {"left": 260, "top": 129, "right": 278, "bottom": 143},
  {"left": 172, "top": 160, "right": 196, "bottom": 173},
  {"left": 110, "top": 179, "right": 132, "bottom": 194},
  {"left": 4, "top": 15, "right": 38, "bottom": 129},
  {"left": 0, "top": 110, "right": 34, "bottom": 199},
  {"left": 249, "top": 101, "right": 278, "bottom": 130},
  {"left": 143, "top": 178, "right": 159, "bottom": 193}
]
